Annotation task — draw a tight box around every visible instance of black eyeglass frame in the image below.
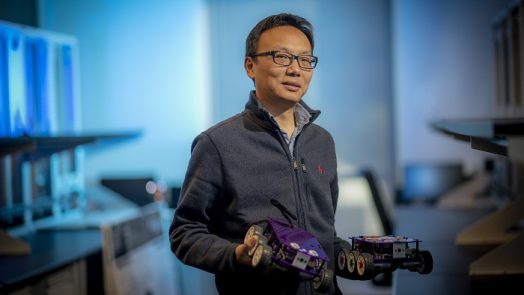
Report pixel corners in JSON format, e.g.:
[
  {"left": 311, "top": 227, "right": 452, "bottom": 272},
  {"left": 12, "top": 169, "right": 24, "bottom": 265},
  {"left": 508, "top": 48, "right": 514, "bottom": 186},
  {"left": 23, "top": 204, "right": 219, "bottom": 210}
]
[{"left": 249, "top": 51, "right": 318, "bottom": 70}]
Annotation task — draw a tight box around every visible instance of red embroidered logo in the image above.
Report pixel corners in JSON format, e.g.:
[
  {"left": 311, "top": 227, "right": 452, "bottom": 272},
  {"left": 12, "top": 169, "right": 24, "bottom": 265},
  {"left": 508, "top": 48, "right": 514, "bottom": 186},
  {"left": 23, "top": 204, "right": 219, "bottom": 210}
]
[{"left": 317, "top": 164, "right": 325, "bottom": 175}]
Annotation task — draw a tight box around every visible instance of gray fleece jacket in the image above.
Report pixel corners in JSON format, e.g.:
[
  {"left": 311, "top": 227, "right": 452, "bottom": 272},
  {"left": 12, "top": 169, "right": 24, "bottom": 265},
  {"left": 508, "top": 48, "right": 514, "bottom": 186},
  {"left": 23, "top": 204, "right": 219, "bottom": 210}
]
[{"left": 169, "top": 91, "right": 350, "bottom": 295}]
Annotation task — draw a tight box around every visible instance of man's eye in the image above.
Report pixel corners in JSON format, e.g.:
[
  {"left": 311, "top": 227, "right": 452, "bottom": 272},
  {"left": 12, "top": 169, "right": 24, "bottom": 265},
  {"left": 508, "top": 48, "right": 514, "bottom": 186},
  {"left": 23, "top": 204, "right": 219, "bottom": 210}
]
[
  {"left": 275, "top": 54, "right": 290, "bottom": 60},
  {"left": 299, "top": 57, "right": 311, "bottom": 63}
]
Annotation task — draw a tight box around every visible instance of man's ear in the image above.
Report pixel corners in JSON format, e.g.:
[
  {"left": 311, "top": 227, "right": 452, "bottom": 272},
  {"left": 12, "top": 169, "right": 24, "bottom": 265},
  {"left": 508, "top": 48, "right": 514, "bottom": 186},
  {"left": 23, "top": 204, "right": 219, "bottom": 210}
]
[{"left": 244, "top": 57, "right": 255, "bottom": 79}]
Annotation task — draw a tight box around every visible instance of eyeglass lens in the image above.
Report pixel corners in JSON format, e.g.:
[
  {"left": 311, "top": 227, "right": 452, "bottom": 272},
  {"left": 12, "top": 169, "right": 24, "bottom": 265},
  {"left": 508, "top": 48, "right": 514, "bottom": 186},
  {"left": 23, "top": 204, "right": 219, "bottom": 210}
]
[{"left": 273, "top": 52, "right": 316, "bottom": 69}]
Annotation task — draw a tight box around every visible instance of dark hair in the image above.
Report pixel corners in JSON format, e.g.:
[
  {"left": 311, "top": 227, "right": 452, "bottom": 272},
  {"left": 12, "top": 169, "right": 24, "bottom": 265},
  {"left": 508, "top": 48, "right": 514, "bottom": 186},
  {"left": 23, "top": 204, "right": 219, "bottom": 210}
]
[{"left": 245, "top": 13, "right": 314, "bottom": 57}]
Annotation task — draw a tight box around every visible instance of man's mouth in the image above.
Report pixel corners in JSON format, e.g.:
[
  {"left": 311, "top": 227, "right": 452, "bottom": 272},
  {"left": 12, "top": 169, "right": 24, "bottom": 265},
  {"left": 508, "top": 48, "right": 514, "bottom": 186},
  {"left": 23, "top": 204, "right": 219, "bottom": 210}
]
[{"left": 282, "top": 82, "right": 301, "bottom": 92}]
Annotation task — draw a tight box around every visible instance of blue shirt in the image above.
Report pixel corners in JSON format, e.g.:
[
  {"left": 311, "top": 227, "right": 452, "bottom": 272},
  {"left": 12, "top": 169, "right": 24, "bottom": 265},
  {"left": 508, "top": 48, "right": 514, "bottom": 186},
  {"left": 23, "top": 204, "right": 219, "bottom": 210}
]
[{"left": 255, "top": 99, "right": 312, "bottom": 156}]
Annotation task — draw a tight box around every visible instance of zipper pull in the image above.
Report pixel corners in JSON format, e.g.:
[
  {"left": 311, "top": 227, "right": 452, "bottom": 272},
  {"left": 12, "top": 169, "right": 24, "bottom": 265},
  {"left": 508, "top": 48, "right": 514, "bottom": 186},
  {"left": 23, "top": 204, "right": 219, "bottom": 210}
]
[
  {"left": 301, "top": 159, "right": 307, "bottom": 173},
  {"left": 293, "top": 160, "right": 298, "bottom": 170}
]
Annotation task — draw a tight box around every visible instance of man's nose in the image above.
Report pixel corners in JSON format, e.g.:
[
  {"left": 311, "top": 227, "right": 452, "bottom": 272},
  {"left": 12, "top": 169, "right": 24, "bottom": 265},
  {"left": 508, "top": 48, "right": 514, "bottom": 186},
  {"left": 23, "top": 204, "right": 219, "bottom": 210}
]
[{"left": 287, "top": 57, "right": 301, "bottom": 75}]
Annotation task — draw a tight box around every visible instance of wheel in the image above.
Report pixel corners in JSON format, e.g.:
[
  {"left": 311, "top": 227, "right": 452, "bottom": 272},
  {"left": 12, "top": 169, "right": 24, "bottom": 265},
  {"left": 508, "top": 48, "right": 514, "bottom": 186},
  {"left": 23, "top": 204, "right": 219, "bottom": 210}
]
[
  {"left": 417, "top": 250, "right": 433, "bottom": 274},
  {"left": 336, "top": 249, "right": 349, "bottom": 272},
  {"left": 313, "top": 266, "right": 333, "bottom": 293},
  {"left": 252, "top": 244, "right": 272, "bottom": 268},
  {"left": 356, "top": 253, "right": 374, "bottom": 278},
  {"left": 347, "top": 251, "right": 359, "bottom": 275},
  {"left": 248, "top": 235, "right": 268, "bottom": 257},
  {"left": 244, "top": 224, "right": 264, "bottom": 244},
  {"left": 245, "top": 224, "right": 265, "bottom": 257}
]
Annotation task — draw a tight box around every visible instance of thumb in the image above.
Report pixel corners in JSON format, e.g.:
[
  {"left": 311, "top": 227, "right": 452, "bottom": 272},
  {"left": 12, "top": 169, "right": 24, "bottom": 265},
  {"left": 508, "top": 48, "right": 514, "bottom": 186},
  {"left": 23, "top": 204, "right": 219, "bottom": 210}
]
[{"left": 246, "top": 235, "right": 258, "bottom": 247}]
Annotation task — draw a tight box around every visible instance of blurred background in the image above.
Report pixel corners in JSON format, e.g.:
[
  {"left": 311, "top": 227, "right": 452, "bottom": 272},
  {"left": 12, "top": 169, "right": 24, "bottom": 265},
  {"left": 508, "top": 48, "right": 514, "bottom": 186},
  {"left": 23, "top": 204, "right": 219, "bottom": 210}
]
[
  {"left": 1, "top": 0, "right": 523, "bottom": 294},
  {"left": 6, "top": 0, "right": 507, "bottom": 190}
]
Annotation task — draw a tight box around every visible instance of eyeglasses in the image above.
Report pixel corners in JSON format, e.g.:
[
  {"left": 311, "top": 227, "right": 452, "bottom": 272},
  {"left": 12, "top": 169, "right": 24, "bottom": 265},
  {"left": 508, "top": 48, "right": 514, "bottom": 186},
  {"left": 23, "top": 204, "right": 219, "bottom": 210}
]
[{"left": 250, "top": 51, "right": 318, "bottom": 70}]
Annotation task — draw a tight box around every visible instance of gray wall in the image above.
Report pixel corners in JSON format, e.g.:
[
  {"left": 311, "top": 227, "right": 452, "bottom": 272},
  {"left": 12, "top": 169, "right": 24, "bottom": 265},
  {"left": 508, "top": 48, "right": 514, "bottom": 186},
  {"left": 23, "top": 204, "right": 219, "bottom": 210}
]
[{"left": 393, "top": 0, "right": 509, "bottom": 186}]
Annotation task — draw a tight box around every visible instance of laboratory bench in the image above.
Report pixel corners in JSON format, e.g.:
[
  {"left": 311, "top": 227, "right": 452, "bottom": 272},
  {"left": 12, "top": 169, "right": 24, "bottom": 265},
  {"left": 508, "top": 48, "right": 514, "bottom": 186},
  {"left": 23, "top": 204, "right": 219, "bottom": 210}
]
[{"left": 0, "top": 229, "right": 104, "bottom": 294}]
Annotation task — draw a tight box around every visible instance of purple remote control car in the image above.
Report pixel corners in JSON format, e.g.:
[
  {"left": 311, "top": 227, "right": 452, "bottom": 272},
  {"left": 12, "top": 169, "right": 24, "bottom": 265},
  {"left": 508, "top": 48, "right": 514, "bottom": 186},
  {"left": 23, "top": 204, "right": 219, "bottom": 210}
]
[
  {"left": 337, "top": 235, "right": 433, "bottom": 280},
  {"left": 244, "top": 217, "right": 333, "bottom": 292}
]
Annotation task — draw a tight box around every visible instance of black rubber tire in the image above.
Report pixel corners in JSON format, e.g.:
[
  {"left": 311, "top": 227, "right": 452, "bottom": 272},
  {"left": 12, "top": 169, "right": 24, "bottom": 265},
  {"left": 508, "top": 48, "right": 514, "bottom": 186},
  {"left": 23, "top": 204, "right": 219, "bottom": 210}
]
[
  {"left": 348, "top": 251, "right": 359, "bottom": 275},
  {"left": 417, "top": 250, "right": 433, "bottom": 274},
  {"left": 336, "top": 249, "right": 349, "bottom": 272},
  {"left": 356, "top": 253, "right": 374, "bottom": 278},
  {"left": 313, "top": 266, "right": 334, "bottom": 293},
  {"left": 252, "top": 244, "right": 272, "bottom": 269}
]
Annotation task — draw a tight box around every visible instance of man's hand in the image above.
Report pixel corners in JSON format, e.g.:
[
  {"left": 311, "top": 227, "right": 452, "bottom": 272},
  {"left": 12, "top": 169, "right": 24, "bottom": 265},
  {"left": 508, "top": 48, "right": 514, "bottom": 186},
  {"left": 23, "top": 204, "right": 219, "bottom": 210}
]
[{"left": 235, "top": 235, "right": 258, "bottom": 266}]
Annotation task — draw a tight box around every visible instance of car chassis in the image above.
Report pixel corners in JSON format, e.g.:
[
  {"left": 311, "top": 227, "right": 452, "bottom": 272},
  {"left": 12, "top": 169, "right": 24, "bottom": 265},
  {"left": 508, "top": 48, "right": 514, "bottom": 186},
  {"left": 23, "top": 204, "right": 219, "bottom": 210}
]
[
  {"left": 245, "top": 218, "right": 333, "bottom": 292},
  {"left": 337, "top": 235, "right": 433, "bottom": 280}
]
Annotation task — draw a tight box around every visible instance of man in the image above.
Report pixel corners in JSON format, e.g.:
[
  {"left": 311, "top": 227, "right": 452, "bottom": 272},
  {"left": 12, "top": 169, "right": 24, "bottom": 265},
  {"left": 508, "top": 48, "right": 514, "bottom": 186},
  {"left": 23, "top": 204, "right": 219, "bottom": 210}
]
[{"left": 169, "top": 13, "right": 350, "bottom": 295}]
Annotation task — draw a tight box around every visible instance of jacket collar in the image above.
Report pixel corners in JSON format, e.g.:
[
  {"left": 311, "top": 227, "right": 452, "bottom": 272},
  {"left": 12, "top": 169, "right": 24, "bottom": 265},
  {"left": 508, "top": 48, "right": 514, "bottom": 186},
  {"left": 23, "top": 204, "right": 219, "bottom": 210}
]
[{"left": 244, "top": 90, "right": 320, "bottom": 130}]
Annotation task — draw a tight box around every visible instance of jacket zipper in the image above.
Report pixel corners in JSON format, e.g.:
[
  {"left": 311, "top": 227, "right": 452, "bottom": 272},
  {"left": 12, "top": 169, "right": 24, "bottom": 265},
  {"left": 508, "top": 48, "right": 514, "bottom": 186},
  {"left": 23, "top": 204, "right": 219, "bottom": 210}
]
[
  {"left": 264, "top": 108, "right": 312, "bottom": 232},
  {"left": 273, "top": 129, "right": 307, "bottom": 230},
  {"left": 291, "top": 140, "right": 309, "bottom": 231},
  {"left": 300, "top": 158, "right": 311, "bottom": 210}
]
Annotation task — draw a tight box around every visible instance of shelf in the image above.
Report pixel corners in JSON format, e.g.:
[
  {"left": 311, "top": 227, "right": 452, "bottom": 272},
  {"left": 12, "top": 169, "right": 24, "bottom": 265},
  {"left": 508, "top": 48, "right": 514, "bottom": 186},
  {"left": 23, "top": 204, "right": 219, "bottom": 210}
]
[
  {"left": 0, "top": 131, "right": 141, "bottom": 160},
  {"left": 28, "top": 136, "right": 98, "bottom": 160},
  {"left": 432, "top": 118, "right": 524, "bottom": 156},
  {"left": 432, "top": 118, "right": 524, "bottom": 137},
  {"left": 0, "top": 137, "right": 36, "bottom": 157},
  {"left": 81, "top": 130, "right": 142, "bottom": 153},
  {"left": 433, "top": 118, "right": 524, "bottom": 248},
  {"left": 455, "top": 197, "right": 524, "bottom": 250},
  {"left": 433, "top": 117, "right": 524, "bottom": 288},
  {"left": 469, "top": 233, "right": 524, "bottom": 277},
  {"left": 0, "top": 229, "right": 101, "bottom": 286}
]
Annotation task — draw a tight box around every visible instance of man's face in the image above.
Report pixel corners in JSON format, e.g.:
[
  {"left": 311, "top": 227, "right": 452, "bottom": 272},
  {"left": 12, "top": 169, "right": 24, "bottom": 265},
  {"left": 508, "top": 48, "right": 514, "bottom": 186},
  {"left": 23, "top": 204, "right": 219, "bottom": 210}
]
[{"left": 245, "top": 25, "right": 314, "bottom": 107}]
